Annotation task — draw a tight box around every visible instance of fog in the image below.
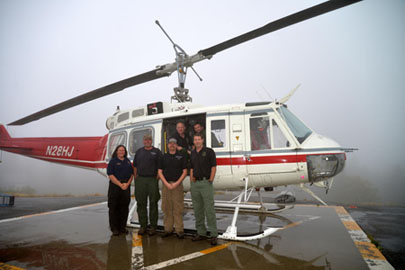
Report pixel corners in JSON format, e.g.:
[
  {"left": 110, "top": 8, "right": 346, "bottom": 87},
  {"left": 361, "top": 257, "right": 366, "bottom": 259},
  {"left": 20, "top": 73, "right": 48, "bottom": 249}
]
[{"left": 0, "top": 1, "right": 404, "bottom": 204}]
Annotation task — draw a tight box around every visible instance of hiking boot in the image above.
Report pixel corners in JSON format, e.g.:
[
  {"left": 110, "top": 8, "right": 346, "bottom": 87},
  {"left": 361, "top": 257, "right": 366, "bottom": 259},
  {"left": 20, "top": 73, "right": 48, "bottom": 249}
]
[
  {"left": 148, "top": 227, "right": 157, "bottom": 236},
  {"left": 176, "top": 232, "right": 184, "bottom": 239},
  {"left": 210, "top": 237, "right": 218, "bottom": 246},
  {"left": 162, "top": 231, "right": 172, "bottom": 238},
  {"left": 192, "top": 235, "right": 207, "bottom": 241},
  {"left": 138, "top": 227, "right": 146, "bottom": 235},
  {"left": 120, "top": 228, "right": 129, "bottom": 234},
  {"left": 112, "top": 230, "right": 120, "bottom": 236}
]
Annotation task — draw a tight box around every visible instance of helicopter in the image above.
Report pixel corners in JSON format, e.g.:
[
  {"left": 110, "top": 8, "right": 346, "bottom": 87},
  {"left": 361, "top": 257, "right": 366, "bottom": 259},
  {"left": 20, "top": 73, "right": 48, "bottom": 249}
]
[{"left": 0, "top": 0, "right": 362, "bottom": 240}]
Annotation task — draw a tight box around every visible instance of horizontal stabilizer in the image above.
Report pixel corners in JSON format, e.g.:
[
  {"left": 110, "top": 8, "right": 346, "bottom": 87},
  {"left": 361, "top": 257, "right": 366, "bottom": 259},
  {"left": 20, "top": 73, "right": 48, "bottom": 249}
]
[{"left": 342, "top": 147, "right": 359, "bottom": 152}]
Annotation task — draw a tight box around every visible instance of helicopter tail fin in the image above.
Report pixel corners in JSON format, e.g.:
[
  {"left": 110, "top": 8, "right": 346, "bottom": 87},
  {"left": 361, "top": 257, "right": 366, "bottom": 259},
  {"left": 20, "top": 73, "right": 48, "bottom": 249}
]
[{"left": 0, "top": 124, "right": 11, "bottom": 142}]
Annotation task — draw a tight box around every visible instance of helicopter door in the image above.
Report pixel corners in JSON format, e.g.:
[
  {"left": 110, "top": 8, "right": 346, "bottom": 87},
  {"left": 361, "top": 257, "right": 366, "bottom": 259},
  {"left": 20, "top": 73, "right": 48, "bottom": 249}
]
[
  {"left": 245, "top": 112, "right": 299, "bottom": 187},
  {"left": 206, "top": 115, "right": 232, "bottom": 188},
  {"left": 229, "top": 111, "right": 248, "bottom": 187}
]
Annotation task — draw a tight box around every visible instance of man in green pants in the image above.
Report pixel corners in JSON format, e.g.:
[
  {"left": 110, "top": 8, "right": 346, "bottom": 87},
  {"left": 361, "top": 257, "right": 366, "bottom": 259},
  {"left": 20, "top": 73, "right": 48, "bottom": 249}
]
[
  {"left": 133, "top": 134, "right": 162, "bottom": 236},
  {"left": 190, "top": 133, "right": 218, "bottom": 245}
]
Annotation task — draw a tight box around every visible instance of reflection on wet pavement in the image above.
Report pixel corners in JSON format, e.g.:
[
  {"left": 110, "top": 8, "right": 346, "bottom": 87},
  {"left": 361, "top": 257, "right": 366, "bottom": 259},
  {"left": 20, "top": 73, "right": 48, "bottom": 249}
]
[{"left": 0, "top": 199, "right": 380, "bottom": 269}]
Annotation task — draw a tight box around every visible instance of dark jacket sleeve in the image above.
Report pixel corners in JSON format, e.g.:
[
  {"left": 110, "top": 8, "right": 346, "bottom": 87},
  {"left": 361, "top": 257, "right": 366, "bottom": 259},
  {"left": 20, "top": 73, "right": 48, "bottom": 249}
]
[{"left": 107, "top": 159, "right": 115, "bottom": 176}]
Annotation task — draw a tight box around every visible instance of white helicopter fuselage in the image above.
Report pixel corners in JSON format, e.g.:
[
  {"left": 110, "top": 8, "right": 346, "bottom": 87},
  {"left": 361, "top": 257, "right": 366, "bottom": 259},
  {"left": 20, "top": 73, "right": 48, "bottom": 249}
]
[{"left": 100, "top": 101, "right": 346, "bottom": 192}]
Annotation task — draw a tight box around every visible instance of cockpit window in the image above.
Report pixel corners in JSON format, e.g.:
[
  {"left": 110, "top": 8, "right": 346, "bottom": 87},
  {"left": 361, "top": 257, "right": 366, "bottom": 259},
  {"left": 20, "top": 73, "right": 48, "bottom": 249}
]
[
  {"left": 277, "top": 106, "right": 312, "bottom": 144},
  {"left": 108, "top": 132, "right": 127, "bottom": 158},
  {"left": 129, "top": 128, "right": 153, "bottom": 156},
  {"left": 250, "top": 116, "right": 271, "bottom": 150}
]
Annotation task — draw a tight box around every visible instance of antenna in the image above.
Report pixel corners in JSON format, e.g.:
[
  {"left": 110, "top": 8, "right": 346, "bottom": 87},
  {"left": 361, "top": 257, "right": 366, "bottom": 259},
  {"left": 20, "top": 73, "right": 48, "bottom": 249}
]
[
  {"left": 255, "top": 90, "right": 265, "bottom": 101},
  {"left": 260, "top": 85, "right": 274, "bottom": 102},
  {"left": 155, "top": 20, "right": 203, "bottom": 103}
]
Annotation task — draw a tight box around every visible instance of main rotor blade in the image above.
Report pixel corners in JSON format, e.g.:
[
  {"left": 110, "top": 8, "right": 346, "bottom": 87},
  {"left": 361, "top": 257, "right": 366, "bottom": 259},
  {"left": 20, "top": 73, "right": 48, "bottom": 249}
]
[
  {"left": 9, "top": 68, "right": 168, "bottom": 126},
  {"left": 199, "top": 0, "right": 362, "bottom": 58},
  {"left": 9, "top": 0, "right": 362, "bottom": 126}
]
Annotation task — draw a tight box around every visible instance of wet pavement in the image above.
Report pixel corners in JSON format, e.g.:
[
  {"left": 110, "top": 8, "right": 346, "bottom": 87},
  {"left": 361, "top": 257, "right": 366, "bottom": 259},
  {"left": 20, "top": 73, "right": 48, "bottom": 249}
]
[
  {"left": 0, "top": 196, "right": 397, "bottom": 270},
  {"left": 0, "top": 196, "right": 107, "bottom": 220},
  {"left": 347, "top": 206, "right": 405, "bottom": 270}
]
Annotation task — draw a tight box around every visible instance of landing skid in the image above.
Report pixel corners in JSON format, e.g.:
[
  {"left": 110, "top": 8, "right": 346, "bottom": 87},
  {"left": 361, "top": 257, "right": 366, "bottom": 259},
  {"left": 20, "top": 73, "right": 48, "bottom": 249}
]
[
  {"left": 127, "top": 186, "right": 293, "bottom": 241},
  {"left": 213, "top": 188, "right": 292, "bottom": 241}
]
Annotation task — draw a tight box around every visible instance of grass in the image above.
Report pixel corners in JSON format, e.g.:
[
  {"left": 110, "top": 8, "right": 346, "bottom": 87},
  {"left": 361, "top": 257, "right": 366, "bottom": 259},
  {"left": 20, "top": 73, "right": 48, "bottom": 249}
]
[{"left": 367, "top": 233, "right": 383, "bottom": 251}]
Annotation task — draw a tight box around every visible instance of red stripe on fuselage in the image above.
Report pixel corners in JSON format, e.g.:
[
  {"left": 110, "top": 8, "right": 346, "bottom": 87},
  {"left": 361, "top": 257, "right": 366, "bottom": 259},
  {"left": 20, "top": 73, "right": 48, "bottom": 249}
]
[
  {"left": 216, "top": 154, "right": 305, "bottom": 166},
  {"left": 216, "top": 152, "right": 343, "bottom": 166}
]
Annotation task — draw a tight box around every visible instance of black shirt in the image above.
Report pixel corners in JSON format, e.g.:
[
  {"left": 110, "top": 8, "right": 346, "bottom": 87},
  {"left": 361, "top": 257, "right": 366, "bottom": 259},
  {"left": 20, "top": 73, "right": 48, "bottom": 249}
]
[
  {"left": 190, "top": 147, "right": 217, "bottom": 179},
  {"left": 159, "top": 151, "right": 187, "bottom": 182},
  {"left": 107, "top": 157, "right": 133, "bottom": 181},
  {"left": 173, "top": 132, "right": 193, "bottom": 151},
  {"left": 133, "top": 147, "right": 162, "bottom": 177}
]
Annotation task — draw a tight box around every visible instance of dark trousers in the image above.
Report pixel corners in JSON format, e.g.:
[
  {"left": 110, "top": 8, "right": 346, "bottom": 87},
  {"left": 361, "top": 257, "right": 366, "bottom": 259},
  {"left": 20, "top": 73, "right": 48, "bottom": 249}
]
[
  {"left": 135, "top": 176, "right": 160, "bottom": 228},
  {"left": 108, "top": 182, "right": 131, "bottom": 232}
]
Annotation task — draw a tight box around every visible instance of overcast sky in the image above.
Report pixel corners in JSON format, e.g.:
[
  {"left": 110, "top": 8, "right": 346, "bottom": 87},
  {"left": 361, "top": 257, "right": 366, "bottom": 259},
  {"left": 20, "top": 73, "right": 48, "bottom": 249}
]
[{"left": 0, "top": 0, "right": 404, "bottom": 203}]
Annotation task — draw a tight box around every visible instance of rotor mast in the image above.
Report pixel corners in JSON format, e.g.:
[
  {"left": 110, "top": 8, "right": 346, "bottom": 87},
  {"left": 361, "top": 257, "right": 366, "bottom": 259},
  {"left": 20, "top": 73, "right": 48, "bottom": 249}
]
[{"left": 155, "top": 20, "right": 203, "bottom": 103}]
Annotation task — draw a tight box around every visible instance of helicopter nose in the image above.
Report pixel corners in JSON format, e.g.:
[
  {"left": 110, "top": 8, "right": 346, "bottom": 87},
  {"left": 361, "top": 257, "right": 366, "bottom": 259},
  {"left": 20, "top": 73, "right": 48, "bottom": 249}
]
[{"left": 306, "top": 153, "right": 346, "bottom": 182}]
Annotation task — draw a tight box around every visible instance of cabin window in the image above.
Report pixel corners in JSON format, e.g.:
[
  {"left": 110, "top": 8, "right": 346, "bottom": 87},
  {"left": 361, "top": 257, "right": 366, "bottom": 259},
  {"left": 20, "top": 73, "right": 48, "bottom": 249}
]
[
  {"left": 250, "top": 116, "right": 271, "bottom": 150},
  {"left": 211, "top": 119, "right": 226, "bottom": 148},
  {"left": 272, "top": 119, "right": 290, "bottom": 148},
  {"left": 277, "top": 106, "right": 312, "bottom": 143},
  {"left": 108, "top": 132, "right": 127, "bottom": 158},
  {"left": 117, "top": 112, "right": 129, "bottom": 123},
  {"left": 132, "top": 108, "right": 145, "bottom": 118},
  {"left": 129, "top": 128, "right": 153, "bottom": 155}
]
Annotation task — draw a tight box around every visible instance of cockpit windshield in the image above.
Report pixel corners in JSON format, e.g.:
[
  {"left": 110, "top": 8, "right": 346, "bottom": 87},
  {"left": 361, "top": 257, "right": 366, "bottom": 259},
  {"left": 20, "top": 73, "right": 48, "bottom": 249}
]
[{"left": 277, "top": 106, "right": 312, "bottom": 144}]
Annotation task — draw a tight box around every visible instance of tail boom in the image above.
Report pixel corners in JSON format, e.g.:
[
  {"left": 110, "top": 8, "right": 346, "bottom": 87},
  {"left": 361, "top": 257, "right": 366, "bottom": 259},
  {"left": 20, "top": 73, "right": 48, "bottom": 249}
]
[{"left": 0, "top": 124, "right": 108, "bottom": 169}]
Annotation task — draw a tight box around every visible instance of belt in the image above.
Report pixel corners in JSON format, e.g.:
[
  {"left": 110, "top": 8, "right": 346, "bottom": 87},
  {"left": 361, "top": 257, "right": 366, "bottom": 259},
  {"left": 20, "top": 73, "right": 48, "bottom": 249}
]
[
  {"left": 118, "top": 179, "right": 129, "bottom": 183},
  {"left": 139, "top": 175, "right": 156, "bottom": 178},
  {"left": 195, "top": 177, "right": 208, "bottom": 181}
]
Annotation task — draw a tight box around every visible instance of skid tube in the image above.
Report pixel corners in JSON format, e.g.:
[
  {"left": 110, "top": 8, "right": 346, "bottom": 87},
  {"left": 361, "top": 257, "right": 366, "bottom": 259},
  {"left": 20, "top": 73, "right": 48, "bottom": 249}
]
[
  {"left": 127, "top": 187, "right": 293, "bottom": 241},
  {"left": 127, "top": 203, "right": 281, "bottom": 241}
]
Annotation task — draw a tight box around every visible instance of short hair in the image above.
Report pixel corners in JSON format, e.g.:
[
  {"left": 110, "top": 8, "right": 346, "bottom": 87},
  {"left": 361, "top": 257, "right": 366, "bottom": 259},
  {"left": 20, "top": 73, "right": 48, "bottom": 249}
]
[
  {"left": 194, "top": 122, "right": 203, "bottom": 127},
  {"left": 176, "top": 120, "right": 185, "bottom": 126},
  {"left": 193, "top": 133, "right": 204, "bottom": 140},
  {"left": 112, "top": 145, "right": 128, "bottom": 158}
]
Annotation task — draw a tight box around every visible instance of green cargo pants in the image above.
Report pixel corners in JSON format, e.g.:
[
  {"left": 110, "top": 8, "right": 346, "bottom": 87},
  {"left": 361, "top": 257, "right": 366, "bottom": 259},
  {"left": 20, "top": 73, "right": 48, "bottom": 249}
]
[
  {"left": 190, "top": 179, "right": 218, "bottom": 237},
  {"left": 135, "top": 176, "right": 160, "bottom": 229}
]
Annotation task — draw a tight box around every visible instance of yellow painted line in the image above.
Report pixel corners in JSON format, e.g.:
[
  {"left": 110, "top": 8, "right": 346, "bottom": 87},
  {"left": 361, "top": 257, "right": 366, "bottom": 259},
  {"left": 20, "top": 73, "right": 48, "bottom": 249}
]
[
  {"left": 132, "top": 232, "right": 143, "bottom": 246},
  {"left": 334, "top": 206, "right": 349, "bottom": 215},
  {"left": 131, "top": 231, "right": 144, "bottom": 269},
  {"left": 144, "top": 242, "right": 234, "bottom": 270},
  {"left": 334, "top": 206, "right": 395, "bottom": 270},
  {"left": 282, "top": 220, "right": 303, "bottom": 229},
  {"left": 200, "top": 242, "right": 232, "bottom": 254},
  {"left": 342, "top": 220, "right": 363, "bottom": 231},
  {"left": 0, "top": 201, "right": 107, "bottom": 223},
  {"left": 0, "top": 262, "right": 25, "bottom": 270},
  {"left": 354, "top": 241, "right": 387, "bottom": 260}
]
